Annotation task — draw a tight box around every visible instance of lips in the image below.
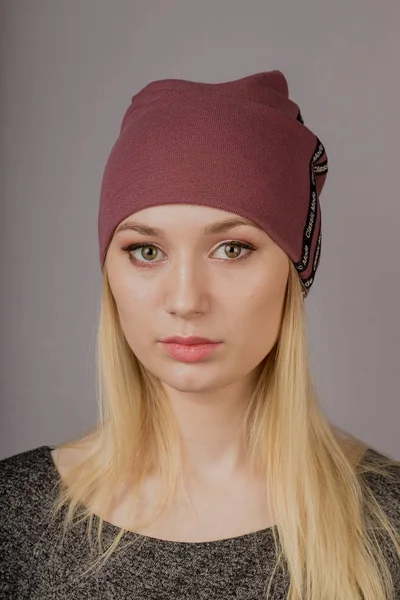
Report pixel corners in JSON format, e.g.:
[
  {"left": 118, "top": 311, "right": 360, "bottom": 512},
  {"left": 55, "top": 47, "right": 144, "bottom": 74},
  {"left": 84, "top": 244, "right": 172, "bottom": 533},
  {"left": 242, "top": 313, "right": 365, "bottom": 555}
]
[
  {"left": 160, "top": 340, "right": 222, "bottom": 362},
  {"left": 161, "top": 336, "right": 219, "bottom": 345}
]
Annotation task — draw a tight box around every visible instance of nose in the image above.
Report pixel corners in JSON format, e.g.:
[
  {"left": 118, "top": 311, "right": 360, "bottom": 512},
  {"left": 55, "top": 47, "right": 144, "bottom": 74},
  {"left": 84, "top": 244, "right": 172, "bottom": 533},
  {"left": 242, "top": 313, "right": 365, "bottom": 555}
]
[{"left": 165, "top": 258, "right": 209, "bottom": 318}]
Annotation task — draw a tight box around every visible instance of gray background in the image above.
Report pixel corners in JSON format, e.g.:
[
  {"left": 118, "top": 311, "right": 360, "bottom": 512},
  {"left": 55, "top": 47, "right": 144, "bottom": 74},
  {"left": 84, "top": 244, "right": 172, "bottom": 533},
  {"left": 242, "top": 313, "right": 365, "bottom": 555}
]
[{"left": 1, "top": 1, "right": 399, "bottom": 460}]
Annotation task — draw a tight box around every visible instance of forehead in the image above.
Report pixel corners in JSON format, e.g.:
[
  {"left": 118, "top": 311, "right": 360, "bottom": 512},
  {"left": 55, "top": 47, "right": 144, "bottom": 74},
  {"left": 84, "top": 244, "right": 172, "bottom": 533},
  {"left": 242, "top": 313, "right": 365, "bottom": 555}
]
[{"left": 115, "top": 205, "right": 264, "bottom": 237}]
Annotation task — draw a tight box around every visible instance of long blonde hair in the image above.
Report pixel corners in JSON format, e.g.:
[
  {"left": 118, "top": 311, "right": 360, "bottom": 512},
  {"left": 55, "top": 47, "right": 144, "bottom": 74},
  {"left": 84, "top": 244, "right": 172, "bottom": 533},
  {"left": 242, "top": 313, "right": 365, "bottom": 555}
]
[{"left": 49, "top": 261, "right": 400, "bottom": 599}]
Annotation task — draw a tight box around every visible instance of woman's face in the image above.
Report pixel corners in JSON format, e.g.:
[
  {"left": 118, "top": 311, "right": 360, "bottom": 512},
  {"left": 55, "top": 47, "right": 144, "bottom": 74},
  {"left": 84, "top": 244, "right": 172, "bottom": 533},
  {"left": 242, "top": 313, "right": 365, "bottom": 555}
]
[{"left": 105, "top": 204, "right": 290, "bottom": 393}]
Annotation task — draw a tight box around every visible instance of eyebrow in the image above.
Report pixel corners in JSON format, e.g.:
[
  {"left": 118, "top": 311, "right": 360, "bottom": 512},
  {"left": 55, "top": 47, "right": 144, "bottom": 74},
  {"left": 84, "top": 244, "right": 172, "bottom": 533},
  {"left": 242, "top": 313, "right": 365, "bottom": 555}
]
[{"left": 115, "top": 217, "right": 263, "bottom": 237}]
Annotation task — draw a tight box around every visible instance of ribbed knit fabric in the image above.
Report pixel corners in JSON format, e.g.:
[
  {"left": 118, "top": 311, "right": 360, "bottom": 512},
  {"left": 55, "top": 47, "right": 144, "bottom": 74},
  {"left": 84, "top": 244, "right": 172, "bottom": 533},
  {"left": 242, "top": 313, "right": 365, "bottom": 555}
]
[{"left": 1, "top": 445, "right": 399, "bottom": 599}]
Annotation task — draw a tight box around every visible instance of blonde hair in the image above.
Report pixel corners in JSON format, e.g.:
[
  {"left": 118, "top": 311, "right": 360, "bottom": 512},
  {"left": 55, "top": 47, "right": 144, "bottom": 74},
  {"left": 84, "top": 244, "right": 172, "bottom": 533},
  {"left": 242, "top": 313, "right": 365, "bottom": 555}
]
[{"left": 49, "top": 261, "right": 400, "bottom": 599}]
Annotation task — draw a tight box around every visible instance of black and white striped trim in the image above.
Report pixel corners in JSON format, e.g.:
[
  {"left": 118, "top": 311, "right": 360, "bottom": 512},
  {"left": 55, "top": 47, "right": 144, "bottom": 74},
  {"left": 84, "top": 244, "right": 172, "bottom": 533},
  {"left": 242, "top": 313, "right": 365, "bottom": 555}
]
[{"left": 293, "top": 134, "right": 328, "bottom": 297}]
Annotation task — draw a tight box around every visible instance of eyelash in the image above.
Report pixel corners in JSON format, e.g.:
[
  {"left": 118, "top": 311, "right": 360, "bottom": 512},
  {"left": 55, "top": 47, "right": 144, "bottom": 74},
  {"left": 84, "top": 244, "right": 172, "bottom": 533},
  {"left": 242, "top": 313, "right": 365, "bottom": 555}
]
[{"left": 122, "top": 240, "right": 257, "bottom": 267}]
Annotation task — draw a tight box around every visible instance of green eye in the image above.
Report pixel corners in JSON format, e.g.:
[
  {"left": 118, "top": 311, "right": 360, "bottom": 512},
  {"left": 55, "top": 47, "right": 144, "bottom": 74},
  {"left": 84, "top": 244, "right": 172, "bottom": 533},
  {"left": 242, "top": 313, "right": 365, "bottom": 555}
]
[{"left": 122, "top": 240, "right": 256, "bottom": 265}]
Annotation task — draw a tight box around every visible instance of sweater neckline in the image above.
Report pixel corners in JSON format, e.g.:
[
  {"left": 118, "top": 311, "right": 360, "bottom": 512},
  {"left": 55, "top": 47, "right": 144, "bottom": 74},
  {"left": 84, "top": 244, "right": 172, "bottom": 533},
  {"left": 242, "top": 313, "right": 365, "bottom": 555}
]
[{"left": 41, "top": 445, "right": 277, "bottom": 549}]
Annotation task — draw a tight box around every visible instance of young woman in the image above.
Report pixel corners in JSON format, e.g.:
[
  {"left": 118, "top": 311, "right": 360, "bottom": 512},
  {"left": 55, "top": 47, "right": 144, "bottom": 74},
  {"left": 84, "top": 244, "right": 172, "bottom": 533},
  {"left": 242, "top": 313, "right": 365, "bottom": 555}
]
[{"left": 1, "top": 69, "right": 399, "bottom": 600}]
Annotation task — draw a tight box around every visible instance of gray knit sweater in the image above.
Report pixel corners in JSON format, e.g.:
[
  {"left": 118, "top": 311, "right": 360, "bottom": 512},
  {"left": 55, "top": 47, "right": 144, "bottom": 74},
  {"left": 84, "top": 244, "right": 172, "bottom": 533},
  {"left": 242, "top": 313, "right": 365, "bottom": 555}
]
[{"left": 0, "top": 445, "right": 399, "bottom": 599}]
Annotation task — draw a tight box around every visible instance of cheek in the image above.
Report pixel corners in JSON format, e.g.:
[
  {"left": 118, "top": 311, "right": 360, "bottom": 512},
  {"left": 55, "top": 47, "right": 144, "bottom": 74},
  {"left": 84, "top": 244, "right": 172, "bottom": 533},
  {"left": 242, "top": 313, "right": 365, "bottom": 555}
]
[
  {"left": 110, "top": 281, "right": 153, "bottom": 345},
  {"left": 110, "top": 267, "right": 156, "bottom": 310},
  {"left": 230, "top": 278, "right": 287, "bottom": 357}
]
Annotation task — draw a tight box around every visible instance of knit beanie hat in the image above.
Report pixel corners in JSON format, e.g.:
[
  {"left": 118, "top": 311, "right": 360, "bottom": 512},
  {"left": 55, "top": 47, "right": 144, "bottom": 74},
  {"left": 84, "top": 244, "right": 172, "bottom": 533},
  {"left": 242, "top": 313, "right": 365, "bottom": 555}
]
[{"left": 98, "top": 69, "right": 328, "bottom": 297}]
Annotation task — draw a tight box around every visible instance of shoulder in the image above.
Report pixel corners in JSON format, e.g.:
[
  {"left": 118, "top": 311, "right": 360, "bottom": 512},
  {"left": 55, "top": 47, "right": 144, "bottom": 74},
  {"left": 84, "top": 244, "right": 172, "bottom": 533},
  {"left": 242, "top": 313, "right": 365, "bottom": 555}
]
[
  {"left": 356, "top": 448, "right": 400, "bottom": 589},
  {"left": 357, "top": 447, "right": 400, "bottom": 521},
  {"left": 0, "top": 444, "right": 59, "bottom": 534},
  {"left": 0, "top": 444, "right": 57, "bottom": 508},
  {"left": 0, "top": 445, "right": 60, "bottom": 596},
  {"left": 0, "top": 445, "right": 60, "bottom": 554}
]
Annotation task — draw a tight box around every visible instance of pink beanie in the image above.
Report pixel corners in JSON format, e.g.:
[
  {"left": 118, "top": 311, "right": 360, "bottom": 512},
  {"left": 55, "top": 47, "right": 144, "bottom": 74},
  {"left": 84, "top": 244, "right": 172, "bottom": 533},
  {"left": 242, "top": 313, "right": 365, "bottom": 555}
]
[{"left": 98, "top": 70, "right": 328, "bottom": 297}]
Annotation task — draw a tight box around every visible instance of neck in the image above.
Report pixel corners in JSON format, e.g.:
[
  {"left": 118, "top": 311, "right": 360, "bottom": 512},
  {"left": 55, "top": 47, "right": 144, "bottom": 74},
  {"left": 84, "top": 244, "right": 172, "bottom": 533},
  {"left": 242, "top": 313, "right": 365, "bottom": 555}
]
[{"left": 161, "top": 373, "right": 259, "bottom": 482}]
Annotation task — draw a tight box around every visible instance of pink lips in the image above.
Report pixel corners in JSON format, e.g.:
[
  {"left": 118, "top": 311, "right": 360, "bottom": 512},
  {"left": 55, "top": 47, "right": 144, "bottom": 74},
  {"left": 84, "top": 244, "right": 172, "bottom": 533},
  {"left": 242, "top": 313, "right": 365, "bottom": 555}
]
[{"left": 160, "top": 336, "right": 222, "bottom": 362}]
